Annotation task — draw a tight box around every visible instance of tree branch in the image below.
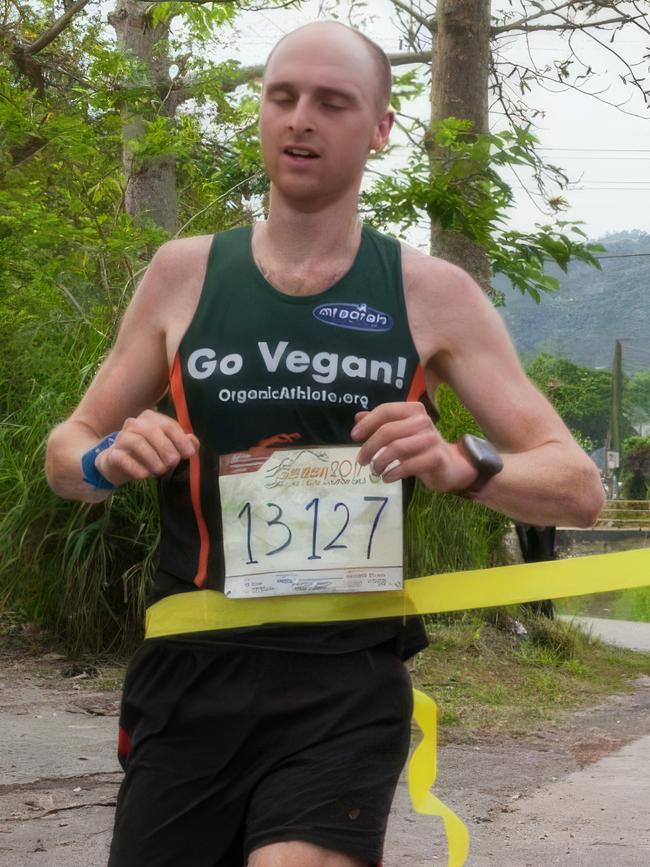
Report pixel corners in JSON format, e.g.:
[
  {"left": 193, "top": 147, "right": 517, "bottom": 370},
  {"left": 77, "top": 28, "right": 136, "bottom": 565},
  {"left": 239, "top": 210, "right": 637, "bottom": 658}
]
[
  {"left": 388, "top": 49, "right": 433, "bottom": 67},
  {"left": 492, "top": 1, "right": 575, "bottom": 36},
  {"left": 390, "top": 0, "right": 435, "bottom": 32},
  {"left": 140, "top": 0, "right": 299, "bottom": 7},
  {"left": 494, "top": 14, "right": 640, "bottom": 36},
  {"left": 579, "top": 17, "right": 649, "bottom": 103},
  {"left": 174, "top": 49, "right": 434, "bottom": 102},
  {"left": 26, "top": 0, "right": 92, "bottom": 56},
  {"left": 502, "top": 60, "right": 649, "bottom": 119}
]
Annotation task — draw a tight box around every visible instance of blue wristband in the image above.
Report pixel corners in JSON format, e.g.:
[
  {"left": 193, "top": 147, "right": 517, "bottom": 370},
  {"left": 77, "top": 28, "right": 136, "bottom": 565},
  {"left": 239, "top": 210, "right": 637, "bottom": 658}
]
[{"left": 81, "top": 432, "right": 119, "bottom": 491}]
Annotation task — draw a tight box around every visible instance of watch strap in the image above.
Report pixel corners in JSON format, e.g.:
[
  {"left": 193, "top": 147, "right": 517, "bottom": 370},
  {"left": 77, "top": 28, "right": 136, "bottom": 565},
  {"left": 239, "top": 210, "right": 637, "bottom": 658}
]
[
  {"left": 455, "top": 434, "right": 504, "bottom": 497},
  {"left": 81, "top": 432, "right": 118, "bottom": 491}
]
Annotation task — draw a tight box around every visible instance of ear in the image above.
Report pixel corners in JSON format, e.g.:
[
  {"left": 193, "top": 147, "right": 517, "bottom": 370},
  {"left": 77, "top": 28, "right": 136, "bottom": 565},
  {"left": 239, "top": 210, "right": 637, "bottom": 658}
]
[{"left": 371, "top": 110, "right": 394, "bottom": 153}]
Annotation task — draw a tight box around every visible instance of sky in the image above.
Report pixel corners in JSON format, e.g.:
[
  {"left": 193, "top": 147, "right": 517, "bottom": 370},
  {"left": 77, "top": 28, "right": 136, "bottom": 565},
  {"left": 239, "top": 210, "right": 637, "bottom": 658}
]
[{"left": 218, "top": 0, "right": 650, "bottom": 244}]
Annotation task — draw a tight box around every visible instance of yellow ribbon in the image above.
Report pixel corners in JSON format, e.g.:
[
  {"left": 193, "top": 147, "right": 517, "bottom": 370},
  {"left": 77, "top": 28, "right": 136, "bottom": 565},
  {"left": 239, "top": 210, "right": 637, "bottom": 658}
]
[
  {"left": 145, "top": 547, "right": 650, "bottom": 637},
  {"left": 410, "top": 689, "right": 470, "bottom": 867},
  {"left": 145, "top": 547, "right": 649, "bottom": 867}
]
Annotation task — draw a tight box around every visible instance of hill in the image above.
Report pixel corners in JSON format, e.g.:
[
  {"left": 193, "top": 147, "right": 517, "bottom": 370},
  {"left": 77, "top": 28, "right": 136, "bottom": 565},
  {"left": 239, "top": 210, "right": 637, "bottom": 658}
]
[{"left": 498, "top": 229, "right": 650, "bottom": 373}]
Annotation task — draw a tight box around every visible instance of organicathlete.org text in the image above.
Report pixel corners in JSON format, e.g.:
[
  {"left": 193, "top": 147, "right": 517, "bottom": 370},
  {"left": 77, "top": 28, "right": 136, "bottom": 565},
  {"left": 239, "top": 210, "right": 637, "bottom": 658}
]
[{"left": 218, "top": 385, "right": 369, "bottom": 410}]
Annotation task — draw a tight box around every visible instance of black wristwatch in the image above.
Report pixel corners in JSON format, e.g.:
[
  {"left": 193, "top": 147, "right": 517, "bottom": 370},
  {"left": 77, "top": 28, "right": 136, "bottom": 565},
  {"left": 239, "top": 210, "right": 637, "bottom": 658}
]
[{"left": 455, "top": 434, "right": 503, "bottom": 497}]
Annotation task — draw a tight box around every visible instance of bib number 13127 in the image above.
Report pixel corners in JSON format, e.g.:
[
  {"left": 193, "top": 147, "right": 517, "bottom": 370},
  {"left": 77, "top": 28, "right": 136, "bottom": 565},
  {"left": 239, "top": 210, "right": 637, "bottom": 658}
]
[{"left": 219, "top": 446, "right": 403, "bottom": 599}]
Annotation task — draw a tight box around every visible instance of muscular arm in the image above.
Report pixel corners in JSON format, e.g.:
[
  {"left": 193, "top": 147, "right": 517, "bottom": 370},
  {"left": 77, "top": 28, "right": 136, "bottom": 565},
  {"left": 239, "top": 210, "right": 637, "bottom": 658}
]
[
  {"left": 353, "top": 252, "right": 604, "bottom": 528},
  {"left": 427, "top": 262, "right": 603, "bottom": 526},
  {"left": 45, "top": 238, "right": 207, "bottom": 503}
]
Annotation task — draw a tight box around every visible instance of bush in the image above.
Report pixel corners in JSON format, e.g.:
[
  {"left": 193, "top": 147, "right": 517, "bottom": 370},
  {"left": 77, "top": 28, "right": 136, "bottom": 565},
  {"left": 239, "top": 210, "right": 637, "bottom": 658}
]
[
  {"left": 621, "top": 436, "right": 650, "bottom": 500},
  {"left": 524, "top": 613, "right": 592, "bottom": 662},
  {"left": 0, "top": 324, "right": 158, "bottom": 655}
]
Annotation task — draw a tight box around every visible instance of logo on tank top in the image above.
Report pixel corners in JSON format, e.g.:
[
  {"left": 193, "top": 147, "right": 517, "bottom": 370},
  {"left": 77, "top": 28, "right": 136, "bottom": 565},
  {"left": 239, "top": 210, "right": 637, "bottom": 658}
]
[{"left": 312, "top": 302, "right": 393, "bottom": 332}]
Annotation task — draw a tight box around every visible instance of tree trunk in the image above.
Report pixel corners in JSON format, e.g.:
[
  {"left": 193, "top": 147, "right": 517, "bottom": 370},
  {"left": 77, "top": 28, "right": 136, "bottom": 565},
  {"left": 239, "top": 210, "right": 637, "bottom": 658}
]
[
  {"left": 109, "top": 0, "right": 177, "bottom": 234},
  {"left": 429, "top": 0, "right": 493, "bottom": 296}
]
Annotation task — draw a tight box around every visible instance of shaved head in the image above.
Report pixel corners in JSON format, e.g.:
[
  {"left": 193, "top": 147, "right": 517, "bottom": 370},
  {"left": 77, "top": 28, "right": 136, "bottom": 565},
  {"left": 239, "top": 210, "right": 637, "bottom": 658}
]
[{"left": 264, "top": 21, "right": 392, "bottom": 116}]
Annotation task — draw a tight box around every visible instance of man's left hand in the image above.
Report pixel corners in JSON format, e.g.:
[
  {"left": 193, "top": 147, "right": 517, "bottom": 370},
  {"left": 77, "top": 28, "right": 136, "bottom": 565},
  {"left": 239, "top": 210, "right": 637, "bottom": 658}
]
[{"left": 351, "top": 403, "right": 478, "bottom": 492}]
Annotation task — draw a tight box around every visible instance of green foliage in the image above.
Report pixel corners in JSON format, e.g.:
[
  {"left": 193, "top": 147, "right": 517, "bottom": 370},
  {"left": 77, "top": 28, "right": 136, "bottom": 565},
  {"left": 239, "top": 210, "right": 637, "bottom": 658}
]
[
  {"left": 389, "top": 69, "right": 427, "bottom": 112},
  {"left": 526, "top": 353, "right": 617, "bottom": 448},
  {"left": 559, "top": 587, "right": 650, "bottom": 623},
  {"left": 414, "top": 613, "right": 650, "bottom": 735},
  {"left": 362, "top": 119, "right": 603, "bottom": 302},
  {"left": 621, "top": 436, "right": 650, "bottom": 499},
  {"left": 623, "top": 436, "right": 650, "bottom": 467},
  {"left": 405, "top": 385, "right": 510, "bottom": 581},
  {"left": 0, "top": 381, "right": 158, "bottom": 655},
  {"left": 616, "top": 587, "right": 650, "bottom": 623},
  {"left": 570, "top": 429, "right": 594, "bottom": 454},
  {"left": 525, "top": 614, "right": 583, "bottom": 662},
  {"left": 150, "top": 1, "right": 237, "bottom": 35},
  {"left": 627, "top": 372, "right": 650, "bottom": 423},
  {"left": 0, "top": 0, "right": 266, "bottom": 652}
]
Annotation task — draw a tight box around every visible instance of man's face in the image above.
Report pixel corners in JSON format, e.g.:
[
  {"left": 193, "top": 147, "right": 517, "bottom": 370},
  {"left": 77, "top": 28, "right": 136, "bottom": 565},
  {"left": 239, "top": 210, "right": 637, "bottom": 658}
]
[{"left": 259, "top": 25, "right": 393, "bottom": 209}]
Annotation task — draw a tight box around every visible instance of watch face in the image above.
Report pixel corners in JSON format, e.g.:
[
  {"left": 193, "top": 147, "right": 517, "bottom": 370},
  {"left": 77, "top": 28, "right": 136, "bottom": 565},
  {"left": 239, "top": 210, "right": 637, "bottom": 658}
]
[{"left": 463, "top": 434, "right": 504, "bottom": 476}]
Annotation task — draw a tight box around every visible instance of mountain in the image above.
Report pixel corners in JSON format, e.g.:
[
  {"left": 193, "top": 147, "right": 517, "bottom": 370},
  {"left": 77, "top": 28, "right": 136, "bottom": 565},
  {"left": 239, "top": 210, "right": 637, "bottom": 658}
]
[{"left": 498, "top": 230, "right": 650, "bottom": 373}]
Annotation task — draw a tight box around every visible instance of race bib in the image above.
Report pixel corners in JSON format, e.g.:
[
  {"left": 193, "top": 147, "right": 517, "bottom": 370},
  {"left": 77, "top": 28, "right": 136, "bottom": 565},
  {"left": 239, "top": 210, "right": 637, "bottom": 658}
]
[{"left": 218, "top": 446, "right": 403, "bottom": 598}]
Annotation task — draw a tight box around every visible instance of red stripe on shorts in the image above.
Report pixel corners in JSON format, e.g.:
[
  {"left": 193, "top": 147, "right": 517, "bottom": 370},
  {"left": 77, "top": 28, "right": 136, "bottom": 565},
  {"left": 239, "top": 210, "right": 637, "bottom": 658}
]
[{"left": 118, "top": 726, "right": 131, "bottom": 760}]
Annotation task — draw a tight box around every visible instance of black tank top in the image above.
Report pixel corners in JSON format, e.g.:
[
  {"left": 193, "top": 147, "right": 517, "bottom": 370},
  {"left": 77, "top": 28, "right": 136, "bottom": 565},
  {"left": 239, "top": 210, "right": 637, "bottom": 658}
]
[{"left": 153, "top": 223, "right": 428, "bottom": 657}]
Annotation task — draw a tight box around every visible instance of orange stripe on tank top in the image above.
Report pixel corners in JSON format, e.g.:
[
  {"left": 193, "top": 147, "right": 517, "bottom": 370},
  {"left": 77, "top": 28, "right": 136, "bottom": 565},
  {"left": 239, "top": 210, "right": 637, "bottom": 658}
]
[
  {"left": 406, "top": 364, "right": 426, "bottom": 402},
  {"left": 169, "top": 353, "right": 210, "bottom": 587}
]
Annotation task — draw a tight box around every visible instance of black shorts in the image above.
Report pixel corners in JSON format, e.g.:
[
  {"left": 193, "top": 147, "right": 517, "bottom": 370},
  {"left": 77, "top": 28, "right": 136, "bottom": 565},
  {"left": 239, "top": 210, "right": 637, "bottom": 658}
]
[{"left": 108, "top": 639, "right": 413, "bottom": 867}]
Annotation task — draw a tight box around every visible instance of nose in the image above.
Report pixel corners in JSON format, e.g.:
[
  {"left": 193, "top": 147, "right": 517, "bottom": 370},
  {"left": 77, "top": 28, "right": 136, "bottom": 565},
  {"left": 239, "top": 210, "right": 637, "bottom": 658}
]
[{"left": 287, "top": 96, "right": 314, "bottom": 134}]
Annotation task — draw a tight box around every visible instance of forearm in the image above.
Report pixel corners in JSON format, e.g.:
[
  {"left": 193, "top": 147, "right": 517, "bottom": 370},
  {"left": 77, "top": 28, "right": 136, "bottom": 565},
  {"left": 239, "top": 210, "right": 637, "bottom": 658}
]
[
  {"left": 470, "top": 442, "right": 604, "bottom": 528},
  {"left": 45, "top": 420, "right": 114, "bottom": 504}
]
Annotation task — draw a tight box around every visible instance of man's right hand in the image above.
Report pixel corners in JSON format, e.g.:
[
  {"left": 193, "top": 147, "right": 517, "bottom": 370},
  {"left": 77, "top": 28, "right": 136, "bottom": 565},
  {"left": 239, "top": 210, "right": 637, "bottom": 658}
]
[{"left": 95, "top": 410, "right": 199, "bottom": 487}]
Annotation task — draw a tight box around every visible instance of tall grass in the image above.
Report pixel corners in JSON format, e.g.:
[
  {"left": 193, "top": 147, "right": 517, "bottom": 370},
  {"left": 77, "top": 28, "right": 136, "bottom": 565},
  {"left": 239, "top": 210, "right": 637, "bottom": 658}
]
[
  {"left": 406, "top": 484, "right": 508, "bottom": 578},
  {"left": 405, "top": 385, "right": 510, "bottom": 597},
  {"left": 0, "top": 317, "right": 158, "bottom": 656}
]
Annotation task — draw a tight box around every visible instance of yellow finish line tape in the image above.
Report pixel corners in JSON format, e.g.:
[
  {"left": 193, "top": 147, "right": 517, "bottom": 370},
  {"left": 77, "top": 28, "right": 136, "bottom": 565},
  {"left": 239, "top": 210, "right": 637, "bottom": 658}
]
[
  {"left": 145, "top": 547, "right": 649, "bottom": 866},
  {"left": 145, "top": 548, "right": 650, "bottom": 637},
  {"left": 411, "top": 689, "right": 470, "bottom": 867}
]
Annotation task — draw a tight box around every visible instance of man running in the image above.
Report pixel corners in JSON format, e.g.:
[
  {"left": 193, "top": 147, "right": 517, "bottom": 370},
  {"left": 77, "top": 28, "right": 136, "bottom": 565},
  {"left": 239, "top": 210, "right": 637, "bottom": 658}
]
[{"left": 45, "top": 20, "right": 603, "bottom": 867}]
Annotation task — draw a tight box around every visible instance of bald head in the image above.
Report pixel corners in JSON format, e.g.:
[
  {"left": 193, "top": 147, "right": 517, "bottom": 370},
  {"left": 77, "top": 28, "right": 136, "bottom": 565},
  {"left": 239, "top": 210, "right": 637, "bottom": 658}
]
[{"left": 264, "top": 21, "right": 392, "bottom": 116}]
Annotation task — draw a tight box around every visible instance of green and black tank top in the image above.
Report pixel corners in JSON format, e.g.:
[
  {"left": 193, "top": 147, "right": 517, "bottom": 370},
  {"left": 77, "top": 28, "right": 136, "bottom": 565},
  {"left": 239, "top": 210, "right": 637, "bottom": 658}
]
[{"left": 154, "top": 222, "right": 428, "bottom": 656}]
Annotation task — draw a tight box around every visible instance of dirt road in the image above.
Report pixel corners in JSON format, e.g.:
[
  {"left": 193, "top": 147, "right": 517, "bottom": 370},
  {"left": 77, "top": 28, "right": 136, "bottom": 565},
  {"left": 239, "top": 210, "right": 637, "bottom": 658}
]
[{"left": 2, "top": 629, "right": 650, "bottom": 866}]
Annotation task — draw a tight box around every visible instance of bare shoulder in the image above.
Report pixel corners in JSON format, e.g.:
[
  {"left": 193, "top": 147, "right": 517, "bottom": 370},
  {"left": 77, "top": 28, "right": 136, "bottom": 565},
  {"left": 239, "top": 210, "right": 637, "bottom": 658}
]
[
  {"left": 399, "top": 240, "right": 493, "bottom": 365},
  {"left": 127, "top": 234, "right": 213, "bottom": 359},
  {"left": 400, "top": 239, "right": 486, "bottom": 308},
  {"left": 143, "top": 234, "right": 213, "bottom": 301}
]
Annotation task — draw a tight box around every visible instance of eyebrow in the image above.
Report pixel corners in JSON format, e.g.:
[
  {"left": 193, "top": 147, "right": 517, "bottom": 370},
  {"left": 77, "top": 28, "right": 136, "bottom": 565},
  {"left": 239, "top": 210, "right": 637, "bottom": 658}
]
[{"left": 265, "top": 82, "right": 359, "bottom": 104}]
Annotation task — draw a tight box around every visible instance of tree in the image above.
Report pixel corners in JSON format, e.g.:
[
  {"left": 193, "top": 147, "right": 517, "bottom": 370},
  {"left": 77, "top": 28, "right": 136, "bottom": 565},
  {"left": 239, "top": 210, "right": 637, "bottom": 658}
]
[
  {"left": 376, "top": 0, "right": 649, "bottom": 291},
  {"left": 627, "top": 372, "right": 650, "bottom": 424},
  {"left": 525, "top": 352, "right": 639, "bottom": 448},
  {"left": 621, "top": 436, "right": 650, "bottom": 499}
]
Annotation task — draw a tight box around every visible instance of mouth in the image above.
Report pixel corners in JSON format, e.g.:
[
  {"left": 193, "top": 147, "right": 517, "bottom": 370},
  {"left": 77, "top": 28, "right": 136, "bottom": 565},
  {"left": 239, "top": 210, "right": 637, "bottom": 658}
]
[{"left": 283, "top": 147, "right": 320, "bottom": 161}]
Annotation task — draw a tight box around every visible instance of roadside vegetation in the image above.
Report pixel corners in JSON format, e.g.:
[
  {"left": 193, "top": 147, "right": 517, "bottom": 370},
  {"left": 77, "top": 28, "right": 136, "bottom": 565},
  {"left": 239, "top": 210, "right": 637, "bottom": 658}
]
[
  {"left": 411, "top": 611, "right": 650, "bottom": 737},
  {"left": 559, "top": 587, "right": 650, "bottom": 624}
]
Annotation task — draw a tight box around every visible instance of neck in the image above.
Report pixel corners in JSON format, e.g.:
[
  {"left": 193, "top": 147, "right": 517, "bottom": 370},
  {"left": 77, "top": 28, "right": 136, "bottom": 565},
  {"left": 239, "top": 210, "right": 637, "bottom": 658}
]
[{"left": 256, "top": 185, "right": 362, "bottom": 267}]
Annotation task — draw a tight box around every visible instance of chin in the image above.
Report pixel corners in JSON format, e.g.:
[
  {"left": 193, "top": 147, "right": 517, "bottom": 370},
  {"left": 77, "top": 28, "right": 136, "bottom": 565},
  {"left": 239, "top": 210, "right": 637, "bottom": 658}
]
[
  {"left": 271, "top": 181, "right": 334, "bottom": 210},
  {"left": 271, "top": 174, "right": 358, "bottom": 211}
]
